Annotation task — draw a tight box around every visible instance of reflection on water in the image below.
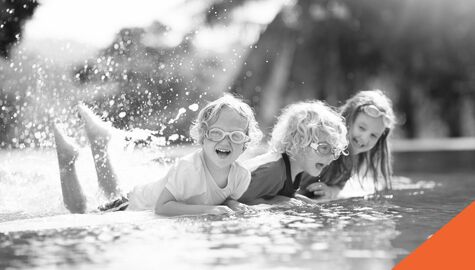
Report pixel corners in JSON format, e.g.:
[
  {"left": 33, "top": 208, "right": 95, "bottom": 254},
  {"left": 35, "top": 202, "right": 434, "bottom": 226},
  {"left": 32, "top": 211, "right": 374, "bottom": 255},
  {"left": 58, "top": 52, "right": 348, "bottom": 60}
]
[
  {"left": 1, "top": 200, "right": 404, "bottom": 270},
  {"left": 0, "top": 149, "right": 474, "bottom": 269}
]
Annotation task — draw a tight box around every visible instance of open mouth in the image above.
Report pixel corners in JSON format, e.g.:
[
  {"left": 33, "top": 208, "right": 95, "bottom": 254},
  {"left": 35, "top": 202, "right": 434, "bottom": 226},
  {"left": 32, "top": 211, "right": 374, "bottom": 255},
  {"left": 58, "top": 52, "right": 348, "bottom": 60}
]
[
  {"left": 353, "top": 139, "right": 364, "bottom": 148},
  {"left": 215, "top": 148, "right": 231, "bottom": 158},
  {"left": 315, "top": 163, "right": 325, "bottom": 170}
]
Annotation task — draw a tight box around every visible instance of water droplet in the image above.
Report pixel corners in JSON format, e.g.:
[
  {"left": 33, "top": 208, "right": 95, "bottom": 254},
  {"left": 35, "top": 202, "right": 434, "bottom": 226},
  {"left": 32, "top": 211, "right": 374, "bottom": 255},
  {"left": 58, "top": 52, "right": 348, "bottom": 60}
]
[
  {"left": 168, "top": 134, "right": 179, "bottom": 141},
  {"left": 188, "top": 104, "right": 199, "bottom": 111}
]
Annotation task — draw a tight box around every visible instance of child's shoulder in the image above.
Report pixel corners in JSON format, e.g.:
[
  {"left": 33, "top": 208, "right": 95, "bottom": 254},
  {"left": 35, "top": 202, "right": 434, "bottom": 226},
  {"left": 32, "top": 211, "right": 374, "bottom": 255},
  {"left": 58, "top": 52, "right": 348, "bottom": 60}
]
[
  {"left": 241, "top": 151, "right": 283, "bottom": 173},
  {"left": 173, "top": 150, "right": 204, "bottom": 171},
  {"left": 232, "top": 159, "right": 247, "bottom": 171},
  {"left": 231, "top": 159, "right": 251, "bottom": 177}
]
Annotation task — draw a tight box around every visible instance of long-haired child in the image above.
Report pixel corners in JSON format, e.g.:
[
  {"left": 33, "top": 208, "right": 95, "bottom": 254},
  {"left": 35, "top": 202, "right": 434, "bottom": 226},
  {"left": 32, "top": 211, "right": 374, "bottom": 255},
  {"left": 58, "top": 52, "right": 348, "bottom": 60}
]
[{"left": 299, "top": 89, "right": 396, "bottom": 199}]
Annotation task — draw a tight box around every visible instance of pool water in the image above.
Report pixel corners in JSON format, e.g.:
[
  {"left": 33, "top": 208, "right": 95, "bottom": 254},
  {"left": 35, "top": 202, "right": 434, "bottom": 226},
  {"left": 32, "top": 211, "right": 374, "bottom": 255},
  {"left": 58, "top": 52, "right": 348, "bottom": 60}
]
[{"left": 0, "top": 149, "right": 473, "bottom": 270}]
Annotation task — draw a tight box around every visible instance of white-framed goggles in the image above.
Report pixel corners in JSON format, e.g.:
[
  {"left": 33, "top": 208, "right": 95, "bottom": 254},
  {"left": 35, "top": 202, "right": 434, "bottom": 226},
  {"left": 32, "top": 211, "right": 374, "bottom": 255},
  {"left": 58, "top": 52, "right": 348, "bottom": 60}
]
[
  {"left": 361, "top": 104, "right": 391, "bottom": 126},
  {"left": 310, "top": 142, "right": 349, "bottom": 160},
  {"left": 205, "top": 127, "right": 250, "bottom": 144}
]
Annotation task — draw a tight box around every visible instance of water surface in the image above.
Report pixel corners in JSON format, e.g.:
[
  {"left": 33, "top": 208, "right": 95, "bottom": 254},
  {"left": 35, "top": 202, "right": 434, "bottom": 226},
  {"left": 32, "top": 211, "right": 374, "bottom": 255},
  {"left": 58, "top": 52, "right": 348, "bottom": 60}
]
[{"left": 0, "top": 149, "right": 473, "bottom": 269}]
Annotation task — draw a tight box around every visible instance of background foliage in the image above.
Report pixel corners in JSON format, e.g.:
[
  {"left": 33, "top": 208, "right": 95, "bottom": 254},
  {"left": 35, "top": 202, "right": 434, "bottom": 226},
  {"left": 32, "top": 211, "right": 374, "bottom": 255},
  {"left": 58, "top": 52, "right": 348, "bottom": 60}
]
[{"left": 1, "top": 0, "right": 475, "bottom": 148}]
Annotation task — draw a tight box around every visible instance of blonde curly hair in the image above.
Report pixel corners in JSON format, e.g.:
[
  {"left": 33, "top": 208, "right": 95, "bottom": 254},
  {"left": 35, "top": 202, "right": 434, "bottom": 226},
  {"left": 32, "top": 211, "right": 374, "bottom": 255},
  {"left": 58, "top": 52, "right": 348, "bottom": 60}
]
[
  {"left": 270, "top": 100, "right": 348, "bottom": 159},
  {"left": 189, "top": 94, "right": 263, "bottom": 147}
]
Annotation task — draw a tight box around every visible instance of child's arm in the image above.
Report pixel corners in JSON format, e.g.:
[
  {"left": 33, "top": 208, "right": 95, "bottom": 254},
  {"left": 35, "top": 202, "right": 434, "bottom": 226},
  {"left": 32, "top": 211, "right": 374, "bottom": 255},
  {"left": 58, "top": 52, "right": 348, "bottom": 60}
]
[
  {"left": 241, "top": 195, "right": 306, "bottom": 207},
  {"left": 293, "top": 193, "right": 318, "bottom": 204},
  {"left": 154, "top": 188, "right": 234, "bottom": 216},
  {"left": 305, "top": 182, "right": 342, "bottom": 199},
  {"left": 251, "top": 195, "right": 290, "bottom": 205},
  {"left": 224, "top": 199, "right": 260, "bottom": 213}
]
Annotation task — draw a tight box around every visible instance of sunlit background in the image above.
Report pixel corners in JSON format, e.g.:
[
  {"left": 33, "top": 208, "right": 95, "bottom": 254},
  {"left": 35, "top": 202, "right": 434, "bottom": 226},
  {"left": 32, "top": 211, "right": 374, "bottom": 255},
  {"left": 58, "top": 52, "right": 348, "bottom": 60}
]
[
  {"left": 0, "top": 0, "right": 287, "bottom": 148},
  {"left": 1, "top": 0, "right": 475, "bottom": 149}
]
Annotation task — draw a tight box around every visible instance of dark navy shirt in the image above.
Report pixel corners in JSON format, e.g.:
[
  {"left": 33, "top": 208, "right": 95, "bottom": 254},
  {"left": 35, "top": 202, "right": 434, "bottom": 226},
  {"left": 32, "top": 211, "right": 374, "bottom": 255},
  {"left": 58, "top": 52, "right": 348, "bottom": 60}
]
[
  {"left": 299, "top": 155, "right": 352, "bottom": 198},
  {"left": 238, "top": 152, "right": 302, "bottom": 204}
]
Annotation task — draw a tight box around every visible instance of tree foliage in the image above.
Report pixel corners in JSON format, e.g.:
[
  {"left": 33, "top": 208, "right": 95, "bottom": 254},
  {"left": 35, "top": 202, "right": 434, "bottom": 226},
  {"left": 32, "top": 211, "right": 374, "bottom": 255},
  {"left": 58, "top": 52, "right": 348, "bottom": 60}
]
[
  {"left": 231, "top": 0, "right": 475, "bottom": 137},
  {"left": 1, "top": 0, "right": 475, "bottom": 148},
  {"left": 0, "top": 0, "right": 38, "bottom": 58}
]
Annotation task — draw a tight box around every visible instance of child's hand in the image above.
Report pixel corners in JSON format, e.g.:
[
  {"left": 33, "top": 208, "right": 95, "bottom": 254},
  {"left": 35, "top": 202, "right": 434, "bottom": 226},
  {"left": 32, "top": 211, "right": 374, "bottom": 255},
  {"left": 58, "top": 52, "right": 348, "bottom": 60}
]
[
  {"left": 225, "top": 199, "right": 257, "bottom": 214},
  {"left": 294, "top": 194, "right": 318, "bottom": 205},
  {"left": 268, "top": 196, "right": 306, "bottom": 207},
  {"left": 306, "top": 182, "right": 341, "bottom": 199},
  {"left": 225, "top": 199, "right": 248, "bottom": 212},
  {"left": 208, "top": 205, "right": 234, "bottom": 215},
  {"left": 281, "top": 198, "right": 306, "bottom": 207}
]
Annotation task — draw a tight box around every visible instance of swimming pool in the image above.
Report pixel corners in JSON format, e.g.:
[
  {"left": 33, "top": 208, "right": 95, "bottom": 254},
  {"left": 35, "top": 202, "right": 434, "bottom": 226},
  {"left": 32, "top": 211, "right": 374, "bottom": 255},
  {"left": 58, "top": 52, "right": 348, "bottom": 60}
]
[{"left": 0, "top": 149, "right": 473, "bottom": 269}]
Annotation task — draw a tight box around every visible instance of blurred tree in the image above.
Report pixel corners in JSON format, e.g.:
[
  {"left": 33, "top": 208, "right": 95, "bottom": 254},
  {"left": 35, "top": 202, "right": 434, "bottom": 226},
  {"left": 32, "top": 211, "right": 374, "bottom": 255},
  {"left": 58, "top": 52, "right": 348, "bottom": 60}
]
[
  {"left": 231, "top": 0, "right": 396, "bottom": 131},
  {"left": 0, "top": 0, "right": 38, "bottom": 58},
  {"left": 2, "top": 0, "right": 475, "bottom": 149},
  {"left": 71, "top": 23, "right": 216, "bottom": 143},
  {"left": 0, "top": 0, "right": 38, "bottom": 146},
  {"left": 0, "top": 90, "right": 15, "bottom": 146},
  {"left": 231, "top": 0, "right": 475, "bottom": 138}
]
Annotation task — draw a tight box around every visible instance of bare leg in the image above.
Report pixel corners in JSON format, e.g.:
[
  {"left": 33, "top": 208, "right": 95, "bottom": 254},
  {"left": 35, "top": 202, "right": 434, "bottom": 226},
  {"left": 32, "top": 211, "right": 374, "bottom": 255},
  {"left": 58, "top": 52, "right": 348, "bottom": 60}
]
[
  {"left": 77, "top": 104, "right": 121, "bottom": 199},
  {"left": 53, "top": 123, "right": 87, "bottom": 214}
]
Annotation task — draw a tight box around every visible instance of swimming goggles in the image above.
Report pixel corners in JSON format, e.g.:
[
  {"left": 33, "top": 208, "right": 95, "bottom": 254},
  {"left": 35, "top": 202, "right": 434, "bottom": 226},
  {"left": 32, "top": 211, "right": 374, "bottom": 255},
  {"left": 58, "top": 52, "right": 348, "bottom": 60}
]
[
  {"left": 205, "top": 127, "right": 250, "bottom": 144},
  {"left": 362, "top": 104, "right": 391, "bottom": 126},
  {"left": 310, "top": 142, "right": 348, "bottom": 160}
]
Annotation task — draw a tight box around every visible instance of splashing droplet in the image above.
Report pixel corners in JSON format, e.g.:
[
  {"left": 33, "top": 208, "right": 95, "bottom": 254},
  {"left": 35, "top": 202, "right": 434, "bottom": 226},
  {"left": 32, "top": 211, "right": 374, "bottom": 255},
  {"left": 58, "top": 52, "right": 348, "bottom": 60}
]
[
  {"left": 168, "top": 134, "right": 179, "bottom": 141},
  {"left": 188, "top": 104, "right": 199, "bottom": 112}
]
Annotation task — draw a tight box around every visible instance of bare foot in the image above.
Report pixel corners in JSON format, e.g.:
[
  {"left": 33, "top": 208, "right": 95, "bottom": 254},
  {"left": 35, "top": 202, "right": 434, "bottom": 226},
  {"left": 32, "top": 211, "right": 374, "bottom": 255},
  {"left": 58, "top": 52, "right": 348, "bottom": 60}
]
[
  {"left": 53, "top": 123, "right": 79, "bottom": 165},
  {"left": 77, "top": 103, "right": 112, "bottom": 145}
]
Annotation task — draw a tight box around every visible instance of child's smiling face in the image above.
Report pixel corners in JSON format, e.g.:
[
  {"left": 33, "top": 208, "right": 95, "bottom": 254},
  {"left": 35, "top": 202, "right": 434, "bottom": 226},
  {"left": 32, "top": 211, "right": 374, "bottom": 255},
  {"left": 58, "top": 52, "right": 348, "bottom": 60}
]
[
  {"left": 202, "top": 107, "right": 248, "bottom": 169},
  {"left": 349, "top": 112, "right": 386, "bottom": 155},
  {"left": 295, "top": 139, "right": 336, "bottom": 177}
]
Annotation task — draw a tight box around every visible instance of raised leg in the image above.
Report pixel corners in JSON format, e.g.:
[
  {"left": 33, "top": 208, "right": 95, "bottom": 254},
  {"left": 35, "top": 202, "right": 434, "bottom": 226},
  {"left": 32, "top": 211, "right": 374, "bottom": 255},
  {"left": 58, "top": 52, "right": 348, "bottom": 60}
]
[
  {"left": 77, "top": 104, "right": 121, "bottom": 199},
  {"left": 53, "top": 123, "right": 87, "bottom": 214}
]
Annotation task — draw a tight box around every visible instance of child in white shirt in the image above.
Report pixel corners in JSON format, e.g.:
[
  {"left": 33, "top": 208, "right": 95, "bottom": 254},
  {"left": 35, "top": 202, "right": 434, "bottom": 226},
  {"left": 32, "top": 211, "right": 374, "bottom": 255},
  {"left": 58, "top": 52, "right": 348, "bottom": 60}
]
[{"left": 54, "top": 94, "right": 262, "bottom": 216}]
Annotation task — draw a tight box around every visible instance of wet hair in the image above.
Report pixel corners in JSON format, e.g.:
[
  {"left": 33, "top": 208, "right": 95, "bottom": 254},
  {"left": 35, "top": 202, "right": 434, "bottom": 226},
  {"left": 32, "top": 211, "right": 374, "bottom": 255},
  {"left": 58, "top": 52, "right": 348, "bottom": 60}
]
[
  {"left": 270, "top": 100, "right": 348, "bottom": 159},
  {"left": 189, "top": 94, "right": 263, "bottom": 147},
  {"left": 340, "top": 89, "right": 396, "bottom": 190}
]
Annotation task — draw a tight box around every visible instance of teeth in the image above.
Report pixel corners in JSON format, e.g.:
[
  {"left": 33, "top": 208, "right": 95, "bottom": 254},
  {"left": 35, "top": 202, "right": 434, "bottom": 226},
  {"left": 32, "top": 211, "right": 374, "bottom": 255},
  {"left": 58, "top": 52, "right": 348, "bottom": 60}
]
[
  {"left": 216, "top": 148, "right": 231, "bottom": 154},
  {"left": 353, "top": 139, "right": 363, "bottom": 148}
]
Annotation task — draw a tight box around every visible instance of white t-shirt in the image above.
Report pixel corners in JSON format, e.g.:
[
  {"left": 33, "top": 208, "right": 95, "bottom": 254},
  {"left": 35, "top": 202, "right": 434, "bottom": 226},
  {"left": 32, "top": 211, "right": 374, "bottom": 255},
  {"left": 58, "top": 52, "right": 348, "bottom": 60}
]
[{"left": 127, "top": 150, "right": 251, "bottom": 210}]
